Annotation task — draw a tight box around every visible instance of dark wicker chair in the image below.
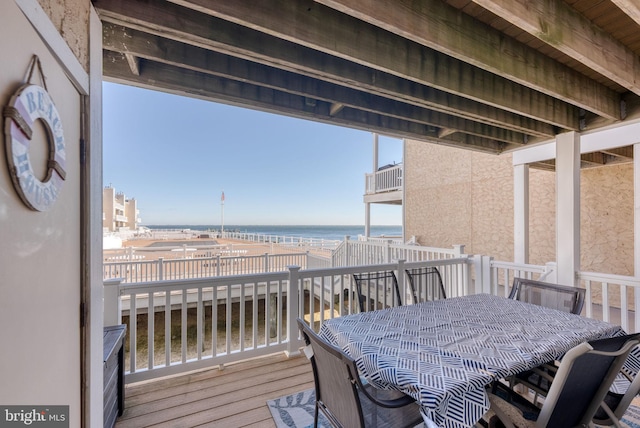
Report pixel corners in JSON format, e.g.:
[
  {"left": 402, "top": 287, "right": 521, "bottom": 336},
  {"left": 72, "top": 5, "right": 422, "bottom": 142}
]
[
  {"left": 296, "top": 318, "right": 423, "bottom": 428},
  {"left": 487, "top": 333, "right": 640, "bottom": 428},
  {"left": 405, "top": 267, "right": 446, "bottom": 304},
  {"left": 352, "top": 271, "right": 402, "bottom": 312},
  {"left": 508, "top": 277, "right": 585, "bottom": 315}
]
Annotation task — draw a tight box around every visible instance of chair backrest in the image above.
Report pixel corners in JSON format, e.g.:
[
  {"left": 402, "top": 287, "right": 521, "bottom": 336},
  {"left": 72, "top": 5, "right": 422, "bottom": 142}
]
[
  {"left": 508, "top": 277, "right": 585, "bottom": 315},
  {"left": 536, "top": 333, "right": 640, "bottom": 428},
  {"left": 352, "top": 271, "right": 402, "bottom": 312},
  {"left": 296, "top": 318, "right": 365, "bottom": 428},
  {"left": 404, "top": 267, "right": 446, "bottom": 303},
  {"left": 592, "top": 354, "right": 640, "bottom": 425}
]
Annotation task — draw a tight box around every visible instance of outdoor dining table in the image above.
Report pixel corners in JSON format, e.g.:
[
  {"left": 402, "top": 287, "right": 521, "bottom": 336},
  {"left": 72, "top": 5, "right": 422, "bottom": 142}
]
[{"left": 318, "top": 293, "right": 627, "bottom": 428}]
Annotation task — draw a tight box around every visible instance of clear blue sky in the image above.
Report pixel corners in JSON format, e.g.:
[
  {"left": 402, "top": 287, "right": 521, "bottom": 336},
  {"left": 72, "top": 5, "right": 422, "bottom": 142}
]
[{"left": 103, "top": 82, "right": 403, "bottom": 226}]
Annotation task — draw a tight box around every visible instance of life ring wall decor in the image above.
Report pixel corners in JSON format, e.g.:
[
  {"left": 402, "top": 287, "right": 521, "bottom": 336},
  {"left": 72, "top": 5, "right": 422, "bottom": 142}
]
[{"left": 3, "top": 56, "right": 66, "bottom": 212}]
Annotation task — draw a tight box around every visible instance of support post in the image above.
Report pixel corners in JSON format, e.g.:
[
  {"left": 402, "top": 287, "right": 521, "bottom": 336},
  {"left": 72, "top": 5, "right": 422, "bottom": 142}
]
[
  {"left": 365, "top": 202, "right": 371, "bottom": 238},
  {"left": 514, "top": 163, "right": 530, "bottom": 264},
  {"left": 556, "top": 131, "right": 581, "bottom": 286},
  {"left": 634, "top": 143, "right": 640, "bottom": 329}
]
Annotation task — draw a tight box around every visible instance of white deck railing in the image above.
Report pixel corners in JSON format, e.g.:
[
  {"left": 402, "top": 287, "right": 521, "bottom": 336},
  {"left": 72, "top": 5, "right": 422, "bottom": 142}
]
[
  {"left": 365, "top": 163, "right": 402, "bottom": 194},
  {"left": 103, "top": 238, "right": 640, "bottom": 384},
  {"left": 579, "top": 271, "right": 640, "bottom": 333},
  {"left": 105, "top": 258, "right": 471, "bottom": 383},
  {"left": 332, "top": 238, "right": 463, "bottom": 267}
]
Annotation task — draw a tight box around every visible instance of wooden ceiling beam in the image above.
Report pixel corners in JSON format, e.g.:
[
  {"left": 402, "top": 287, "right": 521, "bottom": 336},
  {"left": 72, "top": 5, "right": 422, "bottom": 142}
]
[
  {"left": 107, "top": 0, "right": 583, "bottom": 129},
  {"left": 103, "top": 52, "right": 517, "bottom": 153},
  {"left": 470, "top": 0, "right": 640, "bottom": 96},
  {"left": 102, "top": 23, "right": 528, "bottom": 144},
  {"left": 124, "top": 53, "right": 140, "bottom": 76},
  {"left": 95, "top": 1, "right": 558, "bottom": 138},
  {"left": 581, "top": 152, "right": 606, "bottom": 166},
  {"left": 610, "top": 0, "right": 640, "bottom": 26},
  {"left": 306, "top": 0, "right": 622, "bottom": 119},
  {"left": 601, "top": 146, "right": 634, "bottom": 160}
]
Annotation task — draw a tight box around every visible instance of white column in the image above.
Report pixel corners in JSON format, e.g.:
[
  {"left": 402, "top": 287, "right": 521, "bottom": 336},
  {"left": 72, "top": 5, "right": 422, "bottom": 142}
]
[
  {"left": 366, "top": 132, "right": 378, "bottom": 238},
  {"left": 514, "top": 164, "right": 529, "bottom": 264},
  {"left": 635, "top": 143, "right": 640, "bottom": 276},
  {"left": 373, "top": 133, "right": 379, "bottom": 172},
  {"left": 556, "top": 131, "right": 581, "bottom": 286},
  {"left": 401, "top": 138, "right": 407, "bottom": 242},
  {"left": 364, "top": 202, "right": 371, "bottom": 237},
  {"left": 634, "top": 144, "right": 640, "bottom": 329}
]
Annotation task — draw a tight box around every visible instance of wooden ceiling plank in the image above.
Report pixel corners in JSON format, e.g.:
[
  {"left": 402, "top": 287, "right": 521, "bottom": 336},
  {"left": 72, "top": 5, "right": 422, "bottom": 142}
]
[
  {"left": 102, "top": 24, "right": 527, "bottom": 144},
  {"left": 470, "top": 0, "right": 640, "bottom": 95},
  {"left": 136, "top": 0, "right": 585, "bottom": 127},
  {"left": 103, "top": 51, "right": 514, "bottom": 153},
  {"left": 306, "top": 0, "right": 622, "bottom": 118},
  {"left": 95, "top": 2, "right": 558, "bottom": 138}
]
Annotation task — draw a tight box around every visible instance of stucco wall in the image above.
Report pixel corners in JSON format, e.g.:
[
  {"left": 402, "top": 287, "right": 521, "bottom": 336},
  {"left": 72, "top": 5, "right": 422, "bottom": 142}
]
[
  {"left": 405, "top": 140, "right": 635, "bottom": 278},
  {"left": 37, "top": 0, "right": 90, "bottom": 70},
  {"left": 404, "top": 142, "right": 473, "bottom": 249},
  {"left": 404, "top": 142, "right": 513, "bottom": 262}
]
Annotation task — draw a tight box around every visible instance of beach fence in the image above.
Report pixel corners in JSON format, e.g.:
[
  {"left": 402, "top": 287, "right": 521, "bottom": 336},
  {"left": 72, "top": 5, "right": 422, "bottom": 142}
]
[{"left": 103, "top": 250, "right": 310, "bottom": 283}]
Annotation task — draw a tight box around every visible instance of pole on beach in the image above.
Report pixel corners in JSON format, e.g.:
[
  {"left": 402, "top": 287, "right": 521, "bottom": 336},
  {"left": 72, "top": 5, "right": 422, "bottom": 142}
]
[{"left": 221, "top": 191, "right": 225, "bottom": 236}]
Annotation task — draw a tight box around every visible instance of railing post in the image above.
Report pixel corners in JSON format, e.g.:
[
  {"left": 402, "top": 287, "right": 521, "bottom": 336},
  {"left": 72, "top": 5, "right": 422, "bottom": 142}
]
[
  {"left": 396, "top": 259, "right": 406, "bottom": 303},
  {"left": 481, "top": 255, "right": 493, "bottom": 294},
  {"left": 216, "top": 255, "right": 221, "bottom": 276},
  {"left": 344, "top": 235, "right": 351, "bottom": 266},
  {"left": 104, "top": 278, "right": 122, "bottom": 326},
  {"left": 385, "top": 240, "right": 392, "bottom": 263},
  {"left": 128, "top": 246, "right": 134, "bottom": 282},
  {"left": 543, "top": 262, "right": 558, "bottom": 283},
  {"left": 286, "top": 265, "right": 302, "bottom": 356},
  {"left": 264, "top": 252, "right": 270, "bottom": 272},
  {"left": 453, "top": 245, "right": 466, "bottom": 257},
  {"left": 158, "top": 257, "right": 164, "bottom": 281}
]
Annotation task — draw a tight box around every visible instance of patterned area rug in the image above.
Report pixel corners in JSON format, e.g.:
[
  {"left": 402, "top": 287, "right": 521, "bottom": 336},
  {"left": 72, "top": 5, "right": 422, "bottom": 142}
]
[
  {"left": 267, "top": 389, "right": 640, "bottom": 428},
  {"left": 267, "top": 389, "right": 330, "bottom": 428},
  {"left": 621, "top": 397, "right": 640, "bottom": 428}
]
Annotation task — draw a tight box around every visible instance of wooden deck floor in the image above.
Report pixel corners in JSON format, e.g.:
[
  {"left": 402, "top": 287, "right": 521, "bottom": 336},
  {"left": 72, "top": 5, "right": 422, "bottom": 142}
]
[{"left": 115, "top": 353, "right": 314, "bottom": 428}]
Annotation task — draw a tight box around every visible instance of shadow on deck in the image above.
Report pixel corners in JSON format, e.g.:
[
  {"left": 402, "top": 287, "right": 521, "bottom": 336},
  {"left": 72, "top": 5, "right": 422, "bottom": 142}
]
[{"left": 116, "top": 353, "right": 313, "bottom": 427}]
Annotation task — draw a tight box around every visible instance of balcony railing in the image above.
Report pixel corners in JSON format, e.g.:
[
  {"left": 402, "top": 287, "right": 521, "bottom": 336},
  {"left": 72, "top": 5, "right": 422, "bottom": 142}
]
[
  {"left": 365, "top": 163, "right": 403, "bottom": 194},
  {"left": 104, "top": 240, "right": 640, "bottom": 384}
]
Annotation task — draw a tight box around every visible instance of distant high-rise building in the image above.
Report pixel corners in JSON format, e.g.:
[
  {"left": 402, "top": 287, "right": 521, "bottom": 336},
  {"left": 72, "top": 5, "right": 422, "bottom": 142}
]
[{"left": 103, "top": 186, "right": 141, "bottom": 232}]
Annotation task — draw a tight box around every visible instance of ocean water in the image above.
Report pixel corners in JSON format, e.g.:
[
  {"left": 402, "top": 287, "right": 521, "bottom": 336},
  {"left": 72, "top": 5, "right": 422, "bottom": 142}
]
[{"left": 145, "top": 225, "right": 402, "bottom": 241}]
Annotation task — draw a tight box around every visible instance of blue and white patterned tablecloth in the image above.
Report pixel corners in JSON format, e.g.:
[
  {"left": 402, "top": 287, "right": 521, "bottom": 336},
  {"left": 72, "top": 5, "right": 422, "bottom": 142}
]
[{"left": 319, "top": 293, "right": 624, "bottom": 428}]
